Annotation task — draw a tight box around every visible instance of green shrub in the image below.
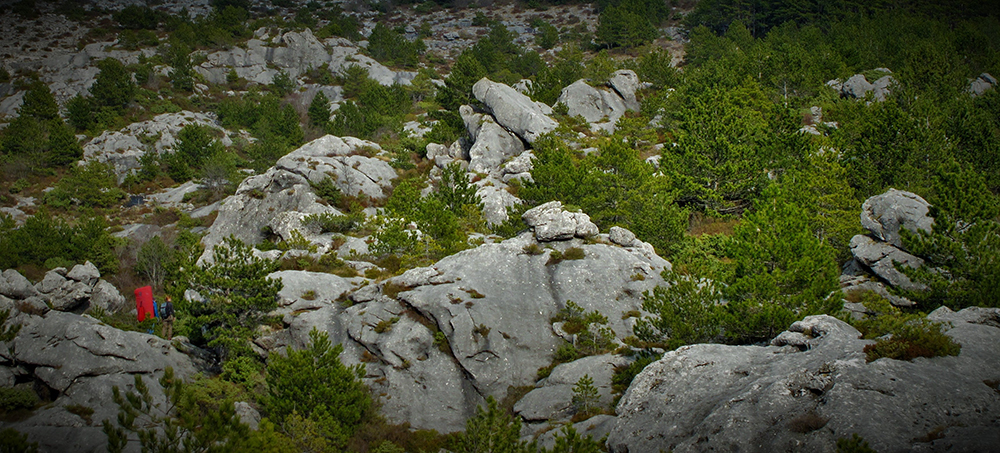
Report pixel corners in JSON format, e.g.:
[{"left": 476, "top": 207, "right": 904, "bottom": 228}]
[
  {"left": 849, "top": 292, "right": 961, "bottom": 363},
  {"left": 261, "top": 329, "right": 371, "bottom": 450},
  {"left": 367, "top": 23, "right": 425, "bottom": 69},
  {"left": 0, "top": 428, "right": 38, "bottom": 453},
  {"left": 611, "top": 349, "right": 661, "bottom": 394},
  {"left": 836, "top": 433, "right": 878, "bottom": 453},
  {"left": 571, "top": 374, "right": 601, "bottom": 418},
  {"left": 0, "top": 387, "right": 39, "bottom": 412}
]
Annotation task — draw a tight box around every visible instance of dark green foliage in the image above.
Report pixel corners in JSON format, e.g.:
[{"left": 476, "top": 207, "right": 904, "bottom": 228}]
[
  {"left": 175, "top": 125, "right": 223, "bottom": 170},
  {"left": 0, "top": 387, "right": 39, "bottom": 412},
  {"left": 91, "top": 58, "right": 136, "bottom": 112},
  {"left": 309, "top": 176, "right": 342, "bottom": 206},
  {"left": 848, "top": 292, "right": 961, "bottom": 362},
  {"left": 899, "top": 161, "right": 1000, "bottom": 310},
  {"left": 19, "top": 82, "right": 59, "bottom": 121},
  {"left": 0, "top": 428, "right": 39, "bottom": 453},
  {"left": 183, "top": 236, "right": 282, "bottom": 362},
  {"left": 635, "top": 272, "right": 725, "bottom": 348},
  {"left": 45, "top": 161, "right": 126, "bottom": 208},
  {"left": 46, "top": 122, "right": 83, "bottom": 167},
  {"left": 437, "top": 23, "right": 544, "bottom": 110},
  {"left": 315, "top": 5, "right": 360, "bottom": 40},
  {"left": 570, "top": 375, "right": 600, "bottom": 417},
  {"left": 0, "top": 212, "right": 121, "bottom": 274},
  {"left": 521, "top": 136, "right": 688, "bottom": 255},
  {"left": 453, "top": 396, "right": 532, "bottom": 453},
  {"left": 262, "top": 328, "right": 372, "bottom": 449},
  {"left": 330, "top": 73, "right": 411, "bottom": 141},
  {"left": 270, "top": 70, "right": 294, "bottom": 96},
  {"left": 216, "top": 92, "right": 303, "bottom": 170},
  {"left": 532, "top": 19, "right": 559, "bottom": 50},
  {"left": 541, "top": 425, "right": 603, "bottom": 453},
  {"left": 308, "top": 91, "right": 332, "bottom": 128},
  {"left": 636, "top": 46, "right": 679, "bottom": 88},
  {"left": 367, "top": 23, "right": 425, "bottom": 69},
  {"left": 833, "top": 98, "right": 946, "bottom": 199},
  {"left": 303, "top": 212, "right": 363, "bottom": 234},
  {"left": 167, "top": 40, "right": 194, "bottom": 92},
  {"left": 66, "top": 94, "right": 95, "bottom": 131},
  {"left": 661, "top": 76, "right": 803, "bottom": 213},
  {"left": 596, "top": 0, "right": 660, "bottom": 48},
  {"left": 104, "top": 368, "right": 293, "bottom": 453},
  {"left": 114, "top": 5, "right": 163, "bottom": 30}
]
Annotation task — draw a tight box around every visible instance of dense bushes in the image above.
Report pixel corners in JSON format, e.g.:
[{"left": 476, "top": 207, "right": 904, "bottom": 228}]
[
  {"left": 0, "top": 211, "right": 122, "bottom": 275},
  {"left": 367, "top": 23, "right": 425, "bottom": 69},
  {"left": 1, "top": 82, "right": 82, "bottom": 169},
  {"left": 261, "top": 329, "right": 372, "bottom": 450}
]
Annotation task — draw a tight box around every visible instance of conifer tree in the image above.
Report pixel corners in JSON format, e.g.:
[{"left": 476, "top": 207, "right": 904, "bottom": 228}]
[
  {"left": 308, "top": 91, "right": 331, "bottom": 128},
  {"left": 184, "top": 236, "right": 282, "bottom": 361}
]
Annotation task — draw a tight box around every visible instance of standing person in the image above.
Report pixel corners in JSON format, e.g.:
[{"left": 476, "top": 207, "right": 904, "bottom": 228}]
[{"left": 161, "top": 295, "right": 176, "bottom": 340}]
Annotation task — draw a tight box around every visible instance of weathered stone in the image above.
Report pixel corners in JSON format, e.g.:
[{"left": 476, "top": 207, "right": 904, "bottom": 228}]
[
  {"left": 466, "top": 115, "right": 525, "bottom": 174},
  {"left": 66, "top": 261, "right": 100, "bottom": 286},
  {"left": 36, "top": 270, "right": 69, "bottom": 295},
  {"left": 2, "top": 269, "right": 39, "bottom": 299},
  {"left": 969, "top": 73, "right": 997, "bottom": 96},
  {"left": 608, "top": 69, "right": 642, "bottom": 111},
  {"left": 476, "top": 183, "right": 521, "bottom": 226},
  {"left": 472, "top": 78, "right": 557, "bottom": 144},
  {"left": 608, "top": 226, "right": 637, "bottom": 247},
  {"left": 608, "top": 312, "right": 1000, "bottom": 453},
  {"left": 860, "top": 188, "right": 933, "bottom": 250},
  {"left": 515, "top": 354, "right": 626, "bottom": 422},
  {"left": 556, "top": 79, "right": 627, "bottom": 130},
  {"left": 850, "top": 235, "right": 926, "bottom": 292},
  {"left": 523, "top": 201, "right": 578, "bottom": 242},
  {"left": 503, "top": 151, "right": 535, "bottom": 175},
  {"left": 235, "top": 402, "right": 261, "bottom": 430},
  {"left": 394, "top": 231, "right": 669, "bottom": 406},
  {"left": 11, "top": 311, "right": 198, "bottom": 392},
  {"left": 841, "top": 74, "right": 874, "bottom": 99},
  {"left": 89, "top": 280, "right": 127, "bottom": 314},
  {"left": 275, "top": 135, "right": 396, "bottom": 199}
]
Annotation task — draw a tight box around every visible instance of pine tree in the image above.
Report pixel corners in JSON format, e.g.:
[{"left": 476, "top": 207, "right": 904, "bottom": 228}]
[
  {"left": 185, "top": 236, "right": 282, "bottom": 360},
  {"left": 571, "top": 375, "right": 601, "bottom": 417},
  {"left": 307, "top": 91, "right": 331, "bottom": 128},
  {"left": 19, "top": 82, "right": 59, "bottom": 121},
  {"left": 91, "top": 58, "right": 136, "bottom": 111},
  {"left": 456, "top": 396, "right": 532, "bottom": 453},
  {"left": 46, "top": 121, "right": 83, "bottom": 167},
  {"left": 261, "top": 328, "right": 371, "bottom": 450}
]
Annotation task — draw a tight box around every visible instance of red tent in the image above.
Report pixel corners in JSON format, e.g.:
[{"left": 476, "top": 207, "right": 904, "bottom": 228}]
[{"left": 134, "top": 286, "right": 155, "bottom": 322}]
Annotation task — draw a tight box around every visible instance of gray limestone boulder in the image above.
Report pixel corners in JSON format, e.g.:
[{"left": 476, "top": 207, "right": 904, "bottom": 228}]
[
  {"left": 850, "top": 235, "right": 926, "bottom": 292},
  {"left": 466, "top": 115, "right": 526, "bottom": 174},
  {"left": 841, "top": 74, "right": 873, "bottom": 99},
  {"left": 66, "top": 262, "right": 100, "bottom": 287},
  {"left": 608, "top": 312, "right": 1000, "bottom": 453},
  {"left": 342, "top": 298, "right": 480, "bottom": 433},
  {"left": 10, "top": 311, "right": 198, "bottom": 392},
  {"left": 275, "top": 135, "right": 397, "bottom": 199},
  {"left": 608, "top": 70, "right": 642, "bottom": 111},
  {"left": 473, "top": 78, "right": 558, "bottom": 144},
  {"left": 556, "top": 80, "right": 628, "bottom": 131},
  {"left": 476, "top": 183, "right": 522, "bottom": 226},
  {"left": 198, "top": 167, "right": 334, "bottom": 262},
  {"left": 391, "top": 231, "right": 669, "bottom": 404},
  {"left": 522, "top": 201, "right": 599, "bottom": 242},
  {"left": 969, "top": 73, "right": 996, "bottom": 96},
  {"left": 89, "top": 279, "right": 127, "bottom": 313},
  {"left": 860, "top": 188, "right": 933, "bottom": 250},
  {"left": 2, "top": 269, "right": 39, "bottom": 299},
  {"left": 515, "top": 354, "right": 627, "bottom": 422}
]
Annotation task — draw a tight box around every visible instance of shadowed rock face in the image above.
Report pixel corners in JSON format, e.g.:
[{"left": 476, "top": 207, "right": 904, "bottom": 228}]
[{"left": 608, "top": 310, "right": 1000, "bottom": 453}]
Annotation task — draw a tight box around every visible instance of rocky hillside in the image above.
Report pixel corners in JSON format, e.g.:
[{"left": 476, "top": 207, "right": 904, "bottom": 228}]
[{"left": 1, "top": 0, "right": 999, "bottom": 451}]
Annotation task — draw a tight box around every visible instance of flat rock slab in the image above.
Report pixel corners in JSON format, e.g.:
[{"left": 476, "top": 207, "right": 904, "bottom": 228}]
[{"left": 608, "top": 312, "right": 1000, "bottom": 453}]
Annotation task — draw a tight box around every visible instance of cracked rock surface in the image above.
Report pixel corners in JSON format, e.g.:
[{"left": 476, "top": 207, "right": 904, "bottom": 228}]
[{"left": 607, "top": 311, "right": 1000, "bottom": 453}]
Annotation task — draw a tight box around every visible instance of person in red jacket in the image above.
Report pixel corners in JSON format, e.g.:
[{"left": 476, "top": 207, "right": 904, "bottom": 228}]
[{"left": 161, "top": 295, "right": 176, "bottom": 340}]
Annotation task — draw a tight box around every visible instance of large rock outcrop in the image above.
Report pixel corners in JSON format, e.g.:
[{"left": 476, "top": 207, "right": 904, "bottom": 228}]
[
  {"left": 199, "top": 135, "right": 396, "bottom": 261},
  {"left": 472, "top": 78, "right": 558, "bottom": 144},
  {"left": 843, "top": 188, "right": 934, "bottom": 306},
  {"left": 608, "top": 310, "right": 1000, "bottom": 453},
  {"left": 83, "top": 111, "right": 233, "bottom": 182},
  {"left": 460, "top": 105, "right": 526, "bottom": 174},
  {"left": 827, "top": 71, "right": 896, "bottom": 102},
  {"left": 1, "top": 264, "right": 127, "bottom": 315},
  {"left": 1, "top": 309, "right": 202, "bottom": 453},
  {"left": 554, "top": 70, "right": 646, "bottom": 133}
]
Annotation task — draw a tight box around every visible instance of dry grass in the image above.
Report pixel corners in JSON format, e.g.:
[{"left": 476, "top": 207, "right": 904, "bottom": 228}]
[{"left": 688, "top": 212, "right": 739, "bottom": 237}]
